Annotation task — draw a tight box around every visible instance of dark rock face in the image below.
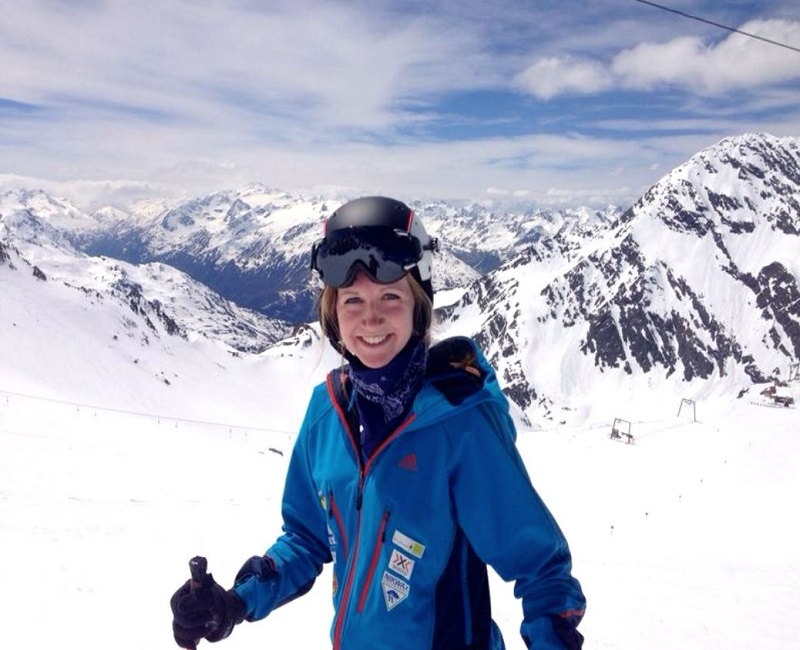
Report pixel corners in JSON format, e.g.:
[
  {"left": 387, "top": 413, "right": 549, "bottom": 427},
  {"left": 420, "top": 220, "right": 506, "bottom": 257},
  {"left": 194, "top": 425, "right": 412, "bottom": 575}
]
[
  {"left": 111, "top": 277, "right": 185, "bottom": 338},
  {"left": 755, "top": 262, "right": 800, "bottom": 359}
]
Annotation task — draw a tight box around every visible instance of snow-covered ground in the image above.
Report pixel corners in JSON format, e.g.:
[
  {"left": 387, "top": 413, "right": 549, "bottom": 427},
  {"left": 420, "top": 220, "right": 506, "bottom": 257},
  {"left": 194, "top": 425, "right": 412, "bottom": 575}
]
[
  {"left": 2, "top": 249, "right": 799, "bottom": 648},
  {"left": 1, "top": 380, "right": 797, "bottom": 649}
]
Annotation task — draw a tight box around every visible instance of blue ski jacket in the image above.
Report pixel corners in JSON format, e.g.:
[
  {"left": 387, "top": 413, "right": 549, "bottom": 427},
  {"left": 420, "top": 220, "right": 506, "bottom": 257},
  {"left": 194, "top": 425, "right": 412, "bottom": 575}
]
[{"left": 234, "top": 337, "right": 585, "bottom": 649}]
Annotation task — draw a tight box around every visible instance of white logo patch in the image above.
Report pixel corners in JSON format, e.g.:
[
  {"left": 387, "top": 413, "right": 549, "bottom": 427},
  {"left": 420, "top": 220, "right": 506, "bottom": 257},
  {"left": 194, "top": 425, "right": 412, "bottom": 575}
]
[
  {"left": 381, "top": 571, "right": 410, "bottom": 611},
  {"left": 327, "top": 524, "right": 337, "bottom": 547},
  {"left": 388, "top": 549, "right": 415, "bottom": 580},
  {"left": 391, "top": 530, "right": 425, "bottom": 558}
]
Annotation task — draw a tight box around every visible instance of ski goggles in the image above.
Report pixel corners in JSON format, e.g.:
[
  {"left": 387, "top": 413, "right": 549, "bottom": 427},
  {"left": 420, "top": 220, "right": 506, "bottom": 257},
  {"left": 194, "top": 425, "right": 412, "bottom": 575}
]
[{"left": 310, "top": 226, "right": 436, "bottom": 288}]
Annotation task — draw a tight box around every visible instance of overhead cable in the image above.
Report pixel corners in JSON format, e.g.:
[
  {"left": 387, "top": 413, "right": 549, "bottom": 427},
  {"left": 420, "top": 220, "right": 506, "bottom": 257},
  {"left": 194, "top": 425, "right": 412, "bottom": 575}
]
[{"left": 631, "top": 0, "right": 800, "bottom": 55}]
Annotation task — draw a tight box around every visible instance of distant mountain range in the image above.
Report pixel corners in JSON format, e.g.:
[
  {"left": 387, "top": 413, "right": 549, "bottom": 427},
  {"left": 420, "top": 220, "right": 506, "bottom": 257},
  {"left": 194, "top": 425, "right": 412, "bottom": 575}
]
[
  {"left": 2, "top": 132, "right": 798, "bottom": 423},
  {"left": 1, "top": 180, "right": 622, "bottom": 323}
]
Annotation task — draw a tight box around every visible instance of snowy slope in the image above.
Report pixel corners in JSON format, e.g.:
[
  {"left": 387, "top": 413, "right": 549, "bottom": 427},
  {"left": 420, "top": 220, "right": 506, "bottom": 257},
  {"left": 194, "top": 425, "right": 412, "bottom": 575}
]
[
  {"left": 0, "top": 242, "right": 325, "bottom": 420},
  {"left": 0, "top": 198, "right": 292, "bottom": 354},
  {"left": 1, "top": 236, "right": 798, "bottom": 649}
]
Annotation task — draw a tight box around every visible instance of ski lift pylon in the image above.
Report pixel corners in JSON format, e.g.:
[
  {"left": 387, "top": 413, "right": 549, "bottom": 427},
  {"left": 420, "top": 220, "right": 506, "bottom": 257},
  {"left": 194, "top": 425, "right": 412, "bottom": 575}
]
[
  {"left": 677, "top": 398, "right": 697, "bottom": 422},
  {"left": 609, "top": 417, "right": 634, "bottom": 444}
]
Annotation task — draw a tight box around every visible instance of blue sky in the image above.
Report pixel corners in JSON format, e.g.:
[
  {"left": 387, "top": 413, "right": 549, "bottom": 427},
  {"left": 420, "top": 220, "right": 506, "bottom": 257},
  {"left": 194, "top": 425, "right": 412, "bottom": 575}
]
[{"left": 2, "top": 0, "right": 800, "bottom": 210}]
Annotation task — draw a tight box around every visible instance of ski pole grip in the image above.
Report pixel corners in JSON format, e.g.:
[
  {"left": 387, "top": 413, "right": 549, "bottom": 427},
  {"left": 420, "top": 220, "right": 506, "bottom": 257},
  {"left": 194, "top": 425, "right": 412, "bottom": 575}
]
[{"left": 189, "top": 556, "right": 208, "bottom": 591}]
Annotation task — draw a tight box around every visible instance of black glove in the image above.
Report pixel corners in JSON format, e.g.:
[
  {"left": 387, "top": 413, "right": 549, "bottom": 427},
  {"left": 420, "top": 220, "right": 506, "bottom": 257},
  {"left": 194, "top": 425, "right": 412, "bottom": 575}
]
[
  {"left": 549, "top": 614, "right": 584, "bottom": 649},
  {"left": 234, "top": 554, "right": 278, "bottom": 586},
  {"left": 170, "top": 572, "right": 246, "bottom": 649},
  {"left": 234, "top": 554, "right": 315, "bottom": 610}
]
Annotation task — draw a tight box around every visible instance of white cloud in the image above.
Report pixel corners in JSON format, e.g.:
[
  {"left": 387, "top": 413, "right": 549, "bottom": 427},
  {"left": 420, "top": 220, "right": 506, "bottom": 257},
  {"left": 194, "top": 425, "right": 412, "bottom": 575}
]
[
  {"left": 514, "top": 57, "right": 613, "bottom": 100},
  {"left": 2, "top": 3, "right": 799, "bottom": 212},
  {"left": 0, "top": 0, "right": 488, "bottom": 135},
  {"left": 1, "top": 128, "right": 716, "bottom": 211},
  {"left": 613, "top": 19, "right": 800, "bottom": 93},
  {"left": 611, "top": 36, "right": 707, "bottom": 90},
  {"left": 516, "top": 19, "right": 800, "bottom": 100}
]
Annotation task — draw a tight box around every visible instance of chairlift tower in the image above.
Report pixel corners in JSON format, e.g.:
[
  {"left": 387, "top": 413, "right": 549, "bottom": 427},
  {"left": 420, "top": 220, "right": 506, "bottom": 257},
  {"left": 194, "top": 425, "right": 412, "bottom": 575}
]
[
  {"left": 677, "top": 398, "right": 697, "bottom": 422},
  {"left": 609, "top": 418, "right": 634, "bottom": 444}
]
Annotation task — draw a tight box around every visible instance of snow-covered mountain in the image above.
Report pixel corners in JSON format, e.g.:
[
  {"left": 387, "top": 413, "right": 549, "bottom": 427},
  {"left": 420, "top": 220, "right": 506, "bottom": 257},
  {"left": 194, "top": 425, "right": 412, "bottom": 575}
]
[
  {"left": 61, "top": 188, "right": 481, "bottom": 322},
  {"left": 35, "top": 185, "right": 616, "bottom": 323},
  {"left": 1, "top": 132, "right": 798, "bottom": 424},
  {"left": 436, "top": 133, "right": 799, "bottom": 422},
  {"left": 0, "top": 241, "right": 335, "bottom": 435},
  {"left": 0, "top": 191, "right": 292, "bottom": 354}
]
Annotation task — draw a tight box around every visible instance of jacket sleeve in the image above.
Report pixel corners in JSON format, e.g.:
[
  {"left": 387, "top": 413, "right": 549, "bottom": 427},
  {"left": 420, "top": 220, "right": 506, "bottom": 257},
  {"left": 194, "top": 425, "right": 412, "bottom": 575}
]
[
  {"left": 448, "top": 400, "right": 586, "bottom": 649},
  {"left": 234, "top": 405, "right": 331, "bottom": 620}
]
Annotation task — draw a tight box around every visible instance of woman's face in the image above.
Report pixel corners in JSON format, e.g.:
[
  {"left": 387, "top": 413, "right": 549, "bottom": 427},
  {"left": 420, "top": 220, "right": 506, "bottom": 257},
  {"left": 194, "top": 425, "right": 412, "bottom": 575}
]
[{"left": 336, "top": 272, "right": 416, "bottom": 369}]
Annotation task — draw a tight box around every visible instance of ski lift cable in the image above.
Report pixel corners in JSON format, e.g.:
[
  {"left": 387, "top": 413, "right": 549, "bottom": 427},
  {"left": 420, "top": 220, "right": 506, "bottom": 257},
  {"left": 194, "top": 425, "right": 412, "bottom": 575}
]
[
  {"left": 630, "top": 0, "right": 800, "bottom": 55},
  {"left": 0, "top": 388, "right": 296, "bottom": 435}
]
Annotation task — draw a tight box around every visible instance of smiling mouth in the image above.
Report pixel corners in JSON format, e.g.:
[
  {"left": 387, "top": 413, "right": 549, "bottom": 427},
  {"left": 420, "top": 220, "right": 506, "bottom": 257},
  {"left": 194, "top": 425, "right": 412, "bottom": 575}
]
[{"left": 360, "top": 334, "right": 390, "bottom": 346}]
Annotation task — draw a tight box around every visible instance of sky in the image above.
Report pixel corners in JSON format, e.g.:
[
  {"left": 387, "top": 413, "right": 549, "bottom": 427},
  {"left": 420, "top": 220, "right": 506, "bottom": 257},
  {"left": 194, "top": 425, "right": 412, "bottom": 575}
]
[
  {"left": 2, "top": 1, "right": 800, "bottom": 210},
  {"left": 2, "top": 243, "right": 799, "bottom": 649}
]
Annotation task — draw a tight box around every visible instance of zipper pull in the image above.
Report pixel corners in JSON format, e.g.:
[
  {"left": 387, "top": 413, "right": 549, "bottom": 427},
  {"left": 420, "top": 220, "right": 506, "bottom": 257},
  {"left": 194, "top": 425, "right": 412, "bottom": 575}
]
[{"left": 356, "top": 473, "right": 364, "bottom": 510}]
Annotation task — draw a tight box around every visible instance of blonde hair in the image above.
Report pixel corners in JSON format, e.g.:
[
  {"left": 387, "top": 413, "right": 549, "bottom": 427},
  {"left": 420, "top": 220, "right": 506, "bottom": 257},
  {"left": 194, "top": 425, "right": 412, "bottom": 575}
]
[{"left": 318, "top": 274, "right": 433, "bottom": 352}]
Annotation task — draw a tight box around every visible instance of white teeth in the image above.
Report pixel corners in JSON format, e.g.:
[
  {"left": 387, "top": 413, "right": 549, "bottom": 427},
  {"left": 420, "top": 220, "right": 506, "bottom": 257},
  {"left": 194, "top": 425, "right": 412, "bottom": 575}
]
[{"left": 362, "top": 335, "right": 388, "bottom": 345}]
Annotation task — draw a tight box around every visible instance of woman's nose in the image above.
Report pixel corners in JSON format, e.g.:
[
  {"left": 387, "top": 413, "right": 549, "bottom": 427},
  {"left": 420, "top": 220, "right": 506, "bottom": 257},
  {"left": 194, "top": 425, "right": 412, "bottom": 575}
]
[{"left": 362, "top": 301, "right": 383, "bottom": 324}]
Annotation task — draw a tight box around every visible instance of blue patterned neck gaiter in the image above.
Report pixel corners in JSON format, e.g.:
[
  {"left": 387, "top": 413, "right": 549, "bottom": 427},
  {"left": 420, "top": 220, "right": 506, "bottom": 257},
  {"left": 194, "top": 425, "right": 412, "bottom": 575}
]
[
  {"left": 347, "top": 336, "right": 428, "bottom": 458},
  {"left": 348, "top": 336, "right": 428, "bottom": 421}
]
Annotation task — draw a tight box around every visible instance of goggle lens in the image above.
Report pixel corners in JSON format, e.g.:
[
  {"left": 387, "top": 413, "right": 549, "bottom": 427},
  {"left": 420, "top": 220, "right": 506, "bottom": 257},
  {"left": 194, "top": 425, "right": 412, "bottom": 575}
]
[{"left": 311, "top": 227, "right": 423, "bottom": 287}]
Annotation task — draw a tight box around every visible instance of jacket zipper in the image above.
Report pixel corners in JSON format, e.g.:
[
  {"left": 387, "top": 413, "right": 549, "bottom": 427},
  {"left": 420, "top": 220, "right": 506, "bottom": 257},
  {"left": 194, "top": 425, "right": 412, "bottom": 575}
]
[
  {"left": 356, "top": 472, "right": 365, "bottom": 510},
  {"left": 355, "top": 411, "right": 416, "bottom": 509},
  {"left": 327, "top": 374, "right": 417, "bottom": 649},
  {"left": 333, "top": 418, "right": 413, "bottom": 648}
]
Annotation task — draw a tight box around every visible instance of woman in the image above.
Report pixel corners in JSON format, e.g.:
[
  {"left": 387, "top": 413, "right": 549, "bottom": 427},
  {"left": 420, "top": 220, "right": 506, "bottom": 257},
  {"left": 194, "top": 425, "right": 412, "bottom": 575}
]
[{"left": 170, "top": 196, "right": 586, "bottom": 649}]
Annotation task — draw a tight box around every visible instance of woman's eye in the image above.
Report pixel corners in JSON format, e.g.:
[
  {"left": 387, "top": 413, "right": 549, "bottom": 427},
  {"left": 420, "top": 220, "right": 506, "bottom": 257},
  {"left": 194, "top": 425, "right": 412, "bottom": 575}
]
[{"left": 342, "top": 296, "right": 362, "bottom": 305}]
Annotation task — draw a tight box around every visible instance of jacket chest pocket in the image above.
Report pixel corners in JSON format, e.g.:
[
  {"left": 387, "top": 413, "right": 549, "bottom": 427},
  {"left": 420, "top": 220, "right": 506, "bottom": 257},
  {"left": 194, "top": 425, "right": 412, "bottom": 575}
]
[
  {"left": 357, "top": 510, "right": 391, "bottom": 613},
  {"left": 325, "top": 489, "right": 349, "bottom": 558}
]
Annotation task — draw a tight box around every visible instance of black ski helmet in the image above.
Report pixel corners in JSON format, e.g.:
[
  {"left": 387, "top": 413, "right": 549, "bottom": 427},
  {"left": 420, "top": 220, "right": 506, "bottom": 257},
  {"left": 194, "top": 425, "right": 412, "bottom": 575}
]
[{"left": 310, "top": 196, "right": 438, "bottom": 302}]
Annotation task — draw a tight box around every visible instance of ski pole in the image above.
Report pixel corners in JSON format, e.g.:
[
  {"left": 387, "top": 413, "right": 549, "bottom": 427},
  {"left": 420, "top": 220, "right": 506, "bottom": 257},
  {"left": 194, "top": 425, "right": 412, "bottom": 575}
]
[
  {"left": 189, "top": 556, "right": 208, "bottom": 590},
  {"left": 185, "top": 556, "right": 209, "bottom": 650}
]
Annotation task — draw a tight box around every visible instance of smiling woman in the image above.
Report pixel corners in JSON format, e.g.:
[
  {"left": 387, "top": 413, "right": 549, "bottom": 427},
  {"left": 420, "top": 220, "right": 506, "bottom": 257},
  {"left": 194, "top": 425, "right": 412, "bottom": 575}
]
[
  {"left": 314, "top": 197, "right": 436, "bottom": 369},
  {"left": 169, "top": 196, "right": 586, "bottom": 650},
  {"left": 331, "top": 274, "right": 417, "bottom": 368}
]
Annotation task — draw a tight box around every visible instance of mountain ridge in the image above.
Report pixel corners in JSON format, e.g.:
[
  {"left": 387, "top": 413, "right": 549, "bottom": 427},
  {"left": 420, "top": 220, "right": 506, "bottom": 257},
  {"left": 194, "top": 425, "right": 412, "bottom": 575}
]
[
  {"left": 1, "top": 132, "right": 798, "bottom": 424},
  {"left": 431, "top": 133, "right": 798, "bottom": 422}
]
